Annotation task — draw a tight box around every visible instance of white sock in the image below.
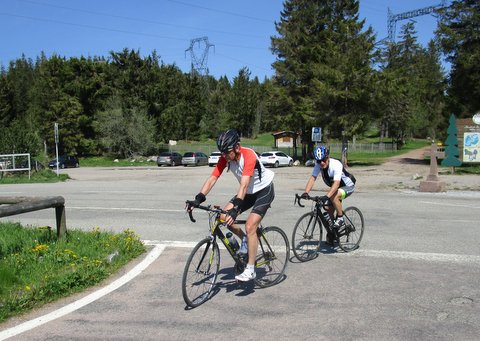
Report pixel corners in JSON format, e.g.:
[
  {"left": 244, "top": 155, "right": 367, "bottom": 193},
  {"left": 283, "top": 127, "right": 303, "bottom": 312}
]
[{"left": 246, "top": 264, "right": 254, "bottom": 272}]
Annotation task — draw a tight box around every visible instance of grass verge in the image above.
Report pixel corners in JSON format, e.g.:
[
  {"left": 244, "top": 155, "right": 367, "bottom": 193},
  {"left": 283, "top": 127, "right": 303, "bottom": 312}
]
[
  {"left": 0, "top": 169, "right": 69, "bottom": 184},
  {"left": 0, "top": 222, "right": 146, "bottom": 323}
]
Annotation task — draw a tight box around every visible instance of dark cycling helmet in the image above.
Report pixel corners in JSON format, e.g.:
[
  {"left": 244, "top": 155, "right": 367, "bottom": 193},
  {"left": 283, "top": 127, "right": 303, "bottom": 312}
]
[
  {"left": 217, "top": 129, "right": 240, "bottom": 153},
  {"left": 314, "top": 145, "right": 329, "bottom": 161}
]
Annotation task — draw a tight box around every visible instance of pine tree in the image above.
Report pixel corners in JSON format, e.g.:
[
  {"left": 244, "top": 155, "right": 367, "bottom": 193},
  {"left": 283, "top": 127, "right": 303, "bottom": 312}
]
[
  {"left": 437, "top": 0, "right": 480, "bottom": 117},
  {"left": 271, "top": 0, "right": 376, "bottom": 144},
  {"left": 441, "top": 114, "right": 462, "bottom": 168}
]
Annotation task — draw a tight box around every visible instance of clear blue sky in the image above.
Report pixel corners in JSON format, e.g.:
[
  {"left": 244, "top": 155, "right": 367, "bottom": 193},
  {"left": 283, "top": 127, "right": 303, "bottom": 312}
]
[{"left": 0, "top": 0, "right": 447, "bottom": 80}]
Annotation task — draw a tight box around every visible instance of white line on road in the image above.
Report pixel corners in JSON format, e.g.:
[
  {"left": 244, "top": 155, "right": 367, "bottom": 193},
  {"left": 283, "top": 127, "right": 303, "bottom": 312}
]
[
  {"left": 145, "top": 240, "right": 480, "bottom": 265},
  {"left": 350, "top": 249, "right": 480, "bottom": 264},
  {"left": 0, "top": 244, "right": 165, "bottom": 341},
  {"left": 421, "top": 201, "right": 480, "bottom": 209},
  {"left": 67, "top": 206, "right": 185, "bottom": 212}
]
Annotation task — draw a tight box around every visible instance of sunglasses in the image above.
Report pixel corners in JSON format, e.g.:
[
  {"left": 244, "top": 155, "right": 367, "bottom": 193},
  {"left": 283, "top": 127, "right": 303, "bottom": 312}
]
[{"left": 316, "top": 158, "right": 328, "bottom": 164}]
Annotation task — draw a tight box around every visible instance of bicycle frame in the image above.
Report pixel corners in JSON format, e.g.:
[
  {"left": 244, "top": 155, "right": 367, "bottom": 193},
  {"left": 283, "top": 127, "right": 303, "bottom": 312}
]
[
  {"left": 296, "top": 194, "right": 336, "bottom": 237},
  {"left": 187, "top": 202, "right": 278, "bottom": 270}
]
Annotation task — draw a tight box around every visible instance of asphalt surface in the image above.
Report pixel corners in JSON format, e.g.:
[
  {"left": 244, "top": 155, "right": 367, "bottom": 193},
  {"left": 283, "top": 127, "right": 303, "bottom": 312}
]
[{"left": 1, "top": 164, "right": 479, "bottom": 340}]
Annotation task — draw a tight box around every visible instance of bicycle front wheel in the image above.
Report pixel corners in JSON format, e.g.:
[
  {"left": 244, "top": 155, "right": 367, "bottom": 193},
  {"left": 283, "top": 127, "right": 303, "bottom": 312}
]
[
  {"left": 255, "top": 226, "right": 290, "bottom": 288},
  {"left": 291, "top": 212, "right": 322, "bottom": 262},
  {"left": 182, "top": 237, "right": 220, "bottom": 308},
  {"left": 338, "top": 206, "right": 365, "bottom": 252}
]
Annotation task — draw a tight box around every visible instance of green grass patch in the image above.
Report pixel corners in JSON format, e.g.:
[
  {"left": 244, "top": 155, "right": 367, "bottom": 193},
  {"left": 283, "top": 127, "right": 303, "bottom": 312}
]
[
  {"left": 442, "top": 164, "right": 480, "bottom": 175},
  {"left": 0, "top": 222, "right": 146, "bottom": 322},
  {"left": 328, "top": 140, "right": 432, "bottom": 167},
  {"left": 79, "top": 156, "right": 156, "bottom": 167},
  {"left": 0, "top": 169, "right": 69, "bottom": 184}
]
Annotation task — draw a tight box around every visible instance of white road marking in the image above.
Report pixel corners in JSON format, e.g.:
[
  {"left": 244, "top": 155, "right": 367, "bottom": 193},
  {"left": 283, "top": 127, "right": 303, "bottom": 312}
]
[
  {"left": 1, "top": 242, "right": 478, "bottom": 340},
  {"left": 421, "top": 201, "right": 480, "bottom": 209},
  {"left": 67, "top": 206, "right": 185, "bottom": 212},
  {"left": 350, "top": 249, "right": 480, "bottom": 264},
  {"left": 0, "top": 244, "right": 165, "bottom": 341}
]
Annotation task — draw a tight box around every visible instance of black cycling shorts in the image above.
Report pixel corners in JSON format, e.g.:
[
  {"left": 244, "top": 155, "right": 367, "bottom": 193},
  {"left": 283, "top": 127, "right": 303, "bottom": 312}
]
[{"left": 229, "top": 182, "right": 275, "bottom": 218}]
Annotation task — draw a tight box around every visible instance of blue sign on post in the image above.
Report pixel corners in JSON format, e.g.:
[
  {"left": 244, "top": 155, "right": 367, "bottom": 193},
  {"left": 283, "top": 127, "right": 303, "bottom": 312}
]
[{"left": 311, "top": 127, "right": 322, "bottom": 142}]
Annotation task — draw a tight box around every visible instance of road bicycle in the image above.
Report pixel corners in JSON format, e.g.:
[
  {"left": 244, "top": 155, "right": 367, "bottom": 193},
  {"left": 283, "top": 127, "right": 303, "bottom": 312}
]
[
  {"left": 291, "top": 194, "right": 364, "bottom": 262},
  {"left": 182, "top": 201, "right": 290, "bottom": 308}
]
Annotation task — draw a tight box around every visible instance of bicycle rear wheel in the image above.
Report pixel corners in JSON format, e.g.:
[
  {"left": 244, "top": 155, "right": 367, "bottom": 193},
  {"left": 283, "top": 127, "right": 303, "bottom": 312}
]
[
  {"left": 291, "top": 212, "right": 322, "bottom": 262},
  {"left": 337, "top": 206, "right": 365, "bottom": 252},
  {"left": 255, "top": 226, "right": 290, "bottom": 288},
  {"left": 182, "top": 237, "right": 220, "bottom": 308}
]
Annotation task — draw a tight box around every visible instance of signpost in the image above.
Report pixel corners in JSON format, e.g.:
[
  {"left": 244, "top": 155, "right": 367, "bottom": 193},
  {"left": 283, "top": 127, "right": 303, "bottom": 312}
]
[
  {"left": 54, "top": 123, "right": 59, "bottom": 176},
  {"left": 311, "top": 127, "right": 322, "bottom": 143}
]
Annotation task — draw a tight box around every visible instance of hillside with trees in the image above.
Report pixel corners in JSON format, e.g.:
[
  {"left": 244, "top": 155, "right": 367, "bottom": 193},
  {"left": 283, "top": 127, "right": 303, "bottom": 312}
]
[{"left": 0, "top": 0, "right": 477, "bottom": 159}]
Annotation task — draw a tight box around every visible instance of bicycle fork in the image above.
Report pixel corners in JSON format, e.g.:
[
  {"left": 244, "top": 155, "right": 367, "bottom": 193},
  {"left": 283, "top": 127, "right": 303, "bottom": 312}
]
[
  {"left": 195, "top": 238, "right": 216, "bottom": 276},
  {"left": 256, "top": 229, "right": 275, "bottom": 271}
]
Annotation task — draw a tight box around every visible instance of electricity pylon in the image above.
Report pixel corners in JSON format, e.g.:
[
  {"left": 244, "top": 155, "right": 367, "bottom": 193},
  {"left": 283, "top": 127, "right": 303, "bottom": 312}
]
[
  {"left": 386, "top": 0, "right": 447, "bottom": 42},
  {"left": 185, "top": 36, "right": 215, "bottom": 76}
]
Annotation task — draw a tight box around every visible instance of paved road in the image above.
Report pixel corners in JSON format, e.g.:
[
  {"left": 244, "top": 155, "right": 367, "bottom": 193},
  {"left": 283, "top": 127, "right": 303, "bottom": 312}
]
[{"left": 1, "top": 166, "right": 479, "bottom": 340}]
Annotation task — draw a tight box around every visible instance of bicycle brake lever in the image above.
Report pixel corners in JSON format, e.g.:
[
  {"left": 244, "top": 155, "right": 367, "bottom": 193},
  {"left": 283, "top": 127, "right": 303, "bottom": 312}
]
[
  {"left": 188, "top": 210, "right": 196, "bottom": 223},
  {"left": 185, "top": 200, "right": 197, "bottom": 223},
  {"left": 295, "top": 194, "right": 305, "bottom": 208}
]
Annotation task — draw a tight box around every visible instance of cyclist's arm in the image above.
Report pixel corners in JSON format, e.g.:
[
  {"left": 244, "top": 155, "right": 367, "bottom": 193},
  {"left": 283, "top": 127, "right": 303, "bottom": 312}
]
[
  {"left": 235, "top": 175, "right": 250, "bottom": 200},
  {"left": 304, "top": 175, "right": 317, "bottom": 193},
  {"left": 199, "top": 175, "right": 219, "bottom": 196}
]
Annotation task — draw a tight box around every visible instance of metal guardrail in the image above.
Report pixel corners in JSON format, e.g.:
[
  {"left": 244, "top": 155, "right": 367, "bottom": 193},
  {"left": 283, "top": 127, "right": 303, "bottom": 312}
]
[
  {"left": 0, "top": 153, "right": 31, "bottom": 179},
  {"left": 0, "top": 196, "right": 67, "bottom": 238}
]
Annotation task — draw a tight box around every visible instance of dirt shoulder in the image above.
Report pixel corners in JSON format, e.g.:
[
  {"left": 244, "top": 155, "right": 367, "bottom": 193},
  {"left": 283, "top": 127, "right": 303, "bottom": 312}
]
[{"left": 353, "top": 146, "right": 480, "bottom": 192}]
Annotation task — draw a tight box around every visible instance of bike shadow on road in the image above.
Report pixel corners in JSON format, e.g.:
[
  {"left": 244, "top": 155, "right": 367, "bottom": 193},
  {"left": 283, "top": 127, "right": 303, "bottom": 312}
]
[
  {"left": 289, "top": 241, "right": 338, "bottom": 264},
  {"left": 218, "top": 268, "right": 255, "bottom": 296}
]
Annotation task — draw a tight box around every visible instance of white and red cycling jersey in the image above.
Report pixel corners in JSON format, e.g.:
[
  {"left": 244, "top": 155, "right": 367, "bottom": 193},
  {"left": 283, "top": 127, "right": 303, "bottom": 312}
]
[{"left": 212, "top": 146, "right": 274, "bottom": 194}]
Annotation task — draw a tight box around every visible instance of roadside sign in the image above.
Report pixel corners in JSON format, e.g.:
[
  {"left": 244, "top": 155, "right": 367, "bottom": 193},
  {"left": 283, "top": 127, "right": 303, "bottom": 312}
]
[
  {"left": 311, "top": 127, "right": 322, "bottom": 142},
  {"left": 54, "top": 123, "right": 59, "bottom": 144}
]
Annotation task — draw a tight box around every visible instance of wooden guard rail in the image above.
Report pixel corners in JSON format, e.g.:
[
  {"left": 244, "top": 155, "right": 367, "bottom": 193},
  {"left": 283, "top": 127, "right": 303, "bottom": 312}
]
[{"left": 0, "top": 196, "right": 66, "bottom": 238}]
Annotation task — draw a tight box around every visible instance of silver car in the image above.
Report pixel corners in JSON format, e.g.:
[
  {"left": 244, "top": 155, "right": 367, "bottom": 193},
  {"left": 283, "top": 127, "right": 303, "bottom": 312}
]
[
  {"left": 182, "top": 152, "right": 208, "bottom": 166},
  {"left": 157, "top": 152, "right": 183, "bottom": 167}
]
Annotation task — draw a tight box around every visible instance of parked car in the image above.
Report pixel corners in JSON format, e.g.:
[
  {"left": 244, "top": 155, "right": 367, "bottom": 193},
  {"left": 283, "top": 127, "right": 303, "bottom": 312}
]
[
  {"left": 260, "top": 151, "right": 293, "bottom": 168},
  {"left": 48, "top": 155, "right": 79, "bottom": 169},
  {"left": 182, "top": 152, "right": 208, "bottom": 166},
  {"left": 157, "top": 152, "right": 183, "bottom": 167},
  {"left": 208, "top": 151, "right": 222, "bottom": 167}
]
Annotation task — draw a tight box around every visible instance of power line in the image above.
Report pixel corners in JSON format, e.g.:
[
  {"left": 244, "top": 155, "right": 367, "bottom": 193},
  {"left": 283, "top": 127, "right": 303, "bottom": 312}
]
[
  {"left": 16, "top": 0, "right": 267, "bottom": 39},
  {"left": 0, "top": 12, "right": 189, "bottom": 42},
  {"left": 0, "top": 12, "right": 267, "bottom": 51},
  {"left": 165, "top": 0, "right": 272, "bottom": 23}
]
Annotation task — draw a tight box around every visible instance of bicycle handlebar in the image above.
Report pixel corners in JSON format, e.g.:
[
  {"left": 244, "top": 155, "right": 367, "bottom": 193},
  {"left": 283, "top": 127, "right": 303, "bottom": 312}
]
[
  {"left": 294, "top": 193, "right": 331, "bottom": 208},
  {"left": 185, "top": 200, "right": 225, "bottom": 223}
]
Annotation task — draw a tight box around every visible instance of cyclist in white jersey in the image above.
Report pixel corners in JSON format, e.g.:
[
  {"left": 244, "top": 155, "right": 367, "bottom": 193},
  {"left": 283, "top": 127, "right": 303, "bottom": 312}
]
[
  {"left": 301, "top": 146, "right": 356, "bottom": 234},
  {"left": 187, "top": 129, "right": 275, "bottom": 282}
]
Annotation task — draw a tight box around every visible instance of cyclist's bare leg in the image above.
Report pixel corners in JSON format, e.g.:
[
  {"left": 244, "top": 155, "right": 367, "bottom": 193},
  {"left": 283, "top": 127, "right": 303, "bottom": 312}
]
[
  {"left": 245, "top": 212, "right": 262, "bottom": 265},
  {"left": 331, "top": 191, "right": 344, "bottom": 217},
  {"left": 221, "top": 203, "right": 246, "bottom": 239}
]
